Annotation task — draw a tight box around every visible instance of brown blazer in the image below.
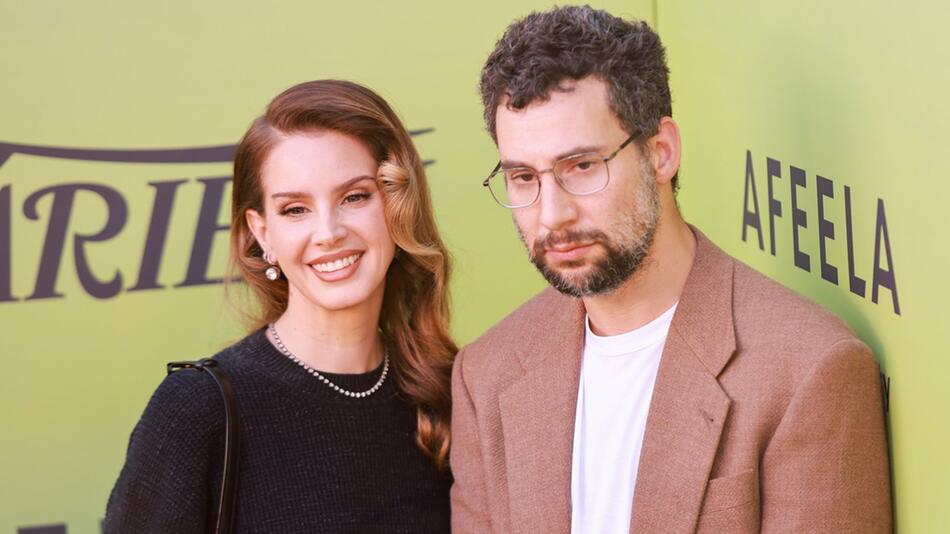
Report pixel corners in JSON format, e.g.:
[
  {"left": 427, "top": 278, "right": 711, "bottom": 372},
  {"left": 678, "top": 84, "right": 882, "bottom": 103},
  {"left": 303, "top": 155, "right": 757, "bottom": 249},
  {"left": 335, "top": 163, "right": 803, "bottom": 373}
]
[{"left": 451, "top": 229, "right": 892, "bottom": 533}]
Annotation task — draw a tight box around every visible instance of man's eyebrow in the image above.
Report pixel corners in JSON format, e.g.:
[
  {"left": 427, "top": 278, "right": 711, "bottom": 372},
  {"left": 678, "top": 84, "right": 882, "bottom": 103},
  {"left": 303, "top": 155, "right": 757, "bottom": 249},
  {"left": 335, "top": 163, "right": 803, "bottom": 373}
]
[{"left": 500, "top": 145, "right": 604, "bottom": 169}]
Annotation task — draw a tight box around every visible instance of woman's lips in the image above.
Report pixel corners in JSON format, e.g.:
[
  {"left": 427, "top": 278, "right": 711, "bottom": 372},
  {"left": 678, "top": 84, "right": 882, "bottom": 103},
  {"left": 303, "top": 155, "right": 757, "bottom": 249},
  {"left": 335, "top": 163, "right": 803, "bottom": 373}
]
[{"left": 310, "top": 252, "right": 363, "bottom": 282}]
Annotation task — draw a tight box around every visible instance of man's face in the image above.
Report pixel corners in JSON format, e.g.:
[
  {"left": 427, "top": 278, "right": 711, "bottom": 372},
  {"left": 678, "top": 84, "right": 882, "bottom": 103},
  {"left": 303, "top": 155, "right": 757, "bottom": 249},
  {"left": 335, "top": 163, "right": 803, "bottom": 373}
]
[{"left": 494, "top": 77, "right": 659, "bottom": 297}]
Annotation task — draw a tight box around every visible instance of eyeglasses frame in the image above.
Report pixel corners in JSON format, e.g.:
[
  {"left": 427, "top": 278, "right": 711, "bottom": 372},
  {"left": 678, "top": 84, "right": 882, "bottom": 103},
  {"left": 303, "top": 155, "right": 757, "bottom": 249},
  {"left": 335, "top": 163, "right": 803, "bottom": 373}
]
[{"left": 482, "top": 132, "right": 640, "bottom": 209}]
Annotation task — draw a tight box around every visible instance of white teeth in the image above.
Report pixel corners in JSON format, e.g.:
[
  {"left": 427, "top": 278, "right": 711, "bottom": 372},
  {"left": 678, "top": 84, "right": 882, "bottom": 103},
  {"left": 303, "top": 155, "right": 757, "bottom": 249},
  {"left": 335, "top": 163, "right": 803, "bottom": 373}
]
[{"left": 312, "top": 253, "right": 360, "bottom": 273}]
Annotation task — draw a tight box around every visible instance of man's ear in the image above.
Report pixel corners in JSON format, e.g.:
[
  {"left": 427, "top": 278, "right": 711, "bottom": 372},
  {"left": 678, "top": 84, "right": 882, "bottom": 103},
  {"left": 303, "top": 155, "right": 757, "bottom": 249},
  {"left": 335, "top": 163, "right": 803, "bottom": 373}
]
[
  {"left": 245, "top": 208, "right": 269, "bottom": 254},
  {"left": 648, "top": 117, "right": 682, "bottom": 186}
]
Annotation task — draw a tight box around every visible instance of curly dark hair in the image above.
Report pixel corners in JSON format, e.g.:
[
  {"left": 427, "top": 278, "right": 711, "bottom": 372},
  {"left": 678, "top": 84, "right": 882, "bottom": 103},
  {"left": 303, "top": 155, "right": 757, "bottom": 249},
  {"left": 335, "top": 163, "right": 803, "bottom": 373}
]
[{"left": 479, "top": 5, "right": 677, "bottom": 191}]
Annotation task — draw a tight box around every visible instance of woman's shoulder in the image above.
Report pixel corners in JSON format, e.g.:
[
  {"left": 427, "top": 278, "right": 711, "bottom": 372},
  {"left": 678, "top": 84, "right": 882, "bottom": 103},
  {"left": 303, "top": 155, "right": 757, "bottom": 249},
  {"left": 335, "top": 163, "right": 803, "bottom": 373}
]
[
  {"left": 137, "top": 363, "right": 226, "bottom": 447},
  {"left": 103, "top": 336, "right": 260, "bottom": 533},
  {"left": 202, "top": 328, "right": 269, "bottom": 374},
  {"left": 140, "top": 330, "right": 264, "bottom": 432}
]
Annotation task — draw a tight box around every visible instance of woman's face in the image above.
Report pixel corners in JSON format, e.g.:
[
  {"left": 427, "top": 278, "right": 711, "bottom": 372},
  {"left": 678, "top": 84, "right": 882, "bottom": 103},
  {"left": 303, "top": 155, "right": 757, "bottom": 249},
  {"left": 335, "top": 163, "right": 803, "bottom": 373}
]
[{"left": 246, "top": 130, "right": 396, "bottom": 314}]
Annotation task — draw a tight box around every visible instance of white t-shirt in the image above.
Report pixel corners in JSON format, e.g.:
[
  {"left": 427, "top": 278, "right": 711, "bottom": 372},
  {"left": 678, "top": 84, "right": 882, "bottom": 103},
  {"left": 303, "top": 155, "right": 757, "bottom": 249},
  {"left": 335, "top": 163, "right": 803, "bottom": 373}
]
[{"left": 570, "top": 303, "right": 677, "bottom": 534}]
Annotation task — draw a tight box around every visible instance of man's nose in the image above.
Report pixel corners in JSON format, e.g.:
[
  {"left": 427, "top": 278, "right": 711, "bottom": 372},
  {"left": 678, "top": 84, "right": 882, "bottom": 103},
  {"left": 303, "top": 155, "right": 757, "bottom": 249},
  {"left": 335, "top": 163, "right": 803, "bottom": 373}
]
[{"left": 536, "top": 173, "right": 579, "bottom": 232}]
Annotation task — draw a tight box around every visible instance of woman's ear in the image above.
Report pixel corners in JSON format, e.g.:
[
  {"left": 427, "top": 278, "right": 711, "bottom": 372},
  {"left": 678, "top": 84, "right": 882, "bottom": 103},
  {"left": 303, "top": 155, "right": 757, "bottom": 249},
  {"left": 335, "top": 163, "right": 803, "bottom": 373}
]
[{"left": 245, "top": 208, "right": 269, "bottom": 253}]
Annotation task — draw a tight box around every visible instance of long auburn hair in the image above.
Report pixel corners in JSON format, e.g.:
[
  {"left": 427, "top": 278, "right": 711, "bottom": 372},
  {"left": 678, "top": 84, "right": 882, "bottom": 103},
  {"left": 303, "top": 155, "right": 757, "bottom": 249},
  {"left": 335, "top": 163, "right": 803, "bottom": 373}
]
[{"left": 230, "top": 80, "right": 456, "bottom": 469}]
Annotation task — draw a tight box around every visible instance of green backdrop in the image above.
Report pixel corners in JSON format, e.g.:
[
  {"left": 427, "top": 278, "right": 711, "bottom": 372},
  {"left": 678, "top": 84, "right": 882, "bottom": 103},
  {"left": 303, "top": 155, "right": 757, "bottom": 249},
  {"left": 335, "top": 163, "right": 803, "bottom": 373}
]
[
  {"left": 659, "top": 1, "right": 948, "bottom": 532},
  {"left": 0, "top": 1, "right": 652, "bottom": 532},
  {"left": 2, "top": 0, "right": 945, "bottom": 532}
]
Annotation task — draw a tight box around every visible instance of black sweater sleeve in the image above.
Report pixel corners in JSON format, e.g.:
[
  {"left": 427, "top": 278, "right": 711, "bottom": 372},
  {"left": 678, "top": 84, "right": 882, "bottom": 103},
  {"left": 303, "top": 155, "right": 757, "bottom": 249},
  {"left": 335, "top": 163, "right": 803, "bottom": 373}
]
[{"left": 103, "top": 368, "right": 225, "bottom": 534}]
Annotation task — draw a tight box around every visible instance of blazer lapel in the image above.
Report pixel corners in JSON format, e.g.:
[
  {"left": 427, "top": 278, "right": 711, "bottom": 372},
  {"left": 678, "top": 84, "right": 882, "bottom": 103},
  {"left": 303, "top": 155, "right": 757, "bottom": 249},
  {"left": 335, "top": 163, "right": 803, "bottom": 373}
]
[
  {"left": 498, "top": 292, "right": 585, "bottom": 534},
  {"left": 629, "top": 228, "right": 738, "bottom": 534}
]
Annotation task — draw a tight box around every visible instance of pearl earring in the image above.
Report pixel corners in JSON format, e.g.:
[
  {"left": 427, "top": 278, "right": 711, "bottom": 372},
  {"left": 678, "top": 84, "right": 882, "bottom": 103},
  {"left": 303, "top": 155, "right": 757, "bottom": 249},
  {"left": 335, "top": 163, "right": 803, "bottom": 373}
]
[{"left": 263, "top": 251, "right": 281, "bottom": 281}]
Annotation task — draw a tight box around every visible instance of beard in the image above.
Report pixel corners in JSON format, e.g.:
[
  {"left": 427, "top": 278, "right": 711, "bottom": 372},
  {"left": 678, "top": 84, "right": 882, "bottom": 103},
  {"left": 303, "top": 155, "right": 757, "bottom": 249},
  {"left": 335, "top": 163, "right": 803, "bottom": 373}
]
[{"left": 518, "top": 161, "right": 660, "bottom": 298}]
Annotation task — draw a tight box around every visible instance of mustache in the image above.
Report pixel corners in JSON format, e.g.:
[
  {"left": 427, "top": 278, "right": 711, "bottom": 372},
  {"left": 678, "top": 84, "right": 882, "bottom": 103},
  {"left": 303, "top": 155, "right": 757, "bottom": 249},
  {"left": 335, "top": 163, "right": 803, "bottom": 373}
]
[{"left": 531, "top": 229, "right": 609, "bottom": 259}]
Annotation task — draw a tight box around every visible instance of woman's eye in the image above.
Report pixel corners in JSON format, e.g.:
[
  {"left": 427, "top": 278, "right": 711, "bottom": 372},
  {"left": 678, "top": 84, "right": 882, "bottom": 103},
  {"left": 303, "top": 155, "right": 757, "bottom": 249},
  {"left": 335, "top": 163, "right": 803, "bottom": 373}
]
[
  {"left": 280, "top": 205, "right": 308, "bottom": 216},
  {"left": 343, "top": 192, "right": 371, "bottom": 204}
]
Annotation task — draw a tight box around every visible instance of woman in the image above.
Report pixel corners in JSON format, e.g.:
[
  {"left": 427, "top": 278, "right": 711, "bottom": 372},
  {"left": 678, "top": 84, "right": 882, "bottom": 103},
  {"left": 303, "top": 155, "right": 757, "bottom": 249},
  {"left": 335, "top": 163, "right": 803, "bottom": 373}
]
[{"left": 104, "top": 80, "right": 455, "bottom": 533}]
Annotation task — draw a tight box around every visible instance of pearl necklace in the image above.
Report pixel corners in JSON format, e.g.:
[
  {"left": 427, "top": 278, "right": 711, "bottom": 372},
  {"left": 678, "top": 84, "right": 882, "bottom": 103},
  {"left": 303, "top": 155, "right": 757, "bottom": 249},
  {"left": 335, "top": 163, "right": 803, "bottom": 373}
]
[{"left": 268, "top": 323, "right": 389, "bottom": 398}]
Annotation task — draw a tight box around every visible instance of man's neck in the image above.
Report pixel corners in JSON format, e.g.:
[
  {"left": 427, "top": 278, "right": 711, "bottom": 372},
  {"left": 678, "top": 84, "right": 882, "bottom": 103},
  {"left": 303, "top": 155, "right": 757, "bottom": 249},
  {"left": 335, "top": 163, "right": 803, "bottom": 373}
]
[{"left": 583, "top": 216, "right": 695, "bottom": 337}]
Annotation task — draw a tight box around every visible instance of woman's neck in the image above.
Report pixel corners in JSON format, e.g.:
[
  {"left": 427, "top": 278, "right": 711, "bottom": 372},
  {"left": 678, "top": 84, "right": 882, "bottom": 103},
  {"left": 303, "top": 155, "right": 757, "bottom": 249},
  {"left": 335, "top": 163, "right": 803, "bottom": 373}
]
[{"left": 269, "top": 294, "right": 385, "bottom": 374}]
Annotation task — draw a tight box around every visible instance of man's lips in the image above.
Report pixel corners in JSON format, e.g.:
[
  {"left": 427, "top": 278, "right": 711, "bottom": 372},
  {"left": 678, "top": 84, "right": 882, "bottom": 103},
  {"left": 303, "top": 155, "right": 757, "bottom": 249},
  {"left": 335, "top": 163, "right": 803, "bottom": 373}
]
[{"left": 544, "top": 242, "right": 596, "bottom": 263}]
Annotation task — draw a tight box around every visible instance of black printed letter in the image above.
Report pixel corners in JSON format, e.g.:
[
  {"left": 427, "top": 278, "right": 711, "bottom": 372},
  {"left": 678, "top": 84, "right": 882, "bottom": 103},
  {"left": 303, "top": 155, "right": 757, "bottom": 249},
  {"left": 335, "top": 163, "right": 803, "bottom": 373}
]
[
  {"left": 0, "top": 184, "right": 14, "bottom": 302},
  {"left": 790, "top": 166, "right": 810, "bottom": 272},
  {"left": 766, "top": 157, "right": 783, "bottom": 256},
  {"left": 871, "top": 198, "right": 900, "bottom": 315},
  {"left": 176, "top": 176, "right": 231, "bottom": 287},
  {"left": 23, "top": 183, "right": 127, "bottom": 300},
  {"left": 844, "top": 186, "right": 867, "bottom": 297},
  {"left": 742, "top": 150, "right": 764, "bottom": 250},
  {"left": 816, "top": 175, "right": 838, "bottom": 285},
  {"left": 129, "top": 179, "right": 188, "bottom": 291}
]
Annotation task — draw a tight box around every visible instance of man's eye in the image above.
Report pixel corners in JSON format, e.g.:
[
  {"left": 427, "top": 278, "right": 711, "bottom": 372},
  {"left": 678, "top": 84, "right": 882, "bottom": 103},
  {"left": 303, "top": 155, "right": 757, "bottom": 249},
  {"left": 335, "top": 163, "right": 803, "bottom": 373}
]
[
  {"left": 571, "top": 159, "right": 600, "bottom": 172},
  {"left": 508, "top": 172, "right": 536, "bottom": 183},
  {"left": 575, "top": 161, "right": 595, "bottom": 171}
]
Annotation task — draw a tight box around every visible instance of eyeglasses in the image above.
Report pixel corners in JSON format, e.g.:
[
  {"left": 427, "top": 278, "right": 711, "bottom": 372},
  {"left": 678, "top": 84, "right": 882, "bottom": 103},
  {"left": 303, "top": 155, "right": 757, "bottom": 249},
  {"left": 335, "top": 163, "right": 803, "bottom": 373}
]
[{"left": 483, "top": 133, "right": 638, "bottom": 209}]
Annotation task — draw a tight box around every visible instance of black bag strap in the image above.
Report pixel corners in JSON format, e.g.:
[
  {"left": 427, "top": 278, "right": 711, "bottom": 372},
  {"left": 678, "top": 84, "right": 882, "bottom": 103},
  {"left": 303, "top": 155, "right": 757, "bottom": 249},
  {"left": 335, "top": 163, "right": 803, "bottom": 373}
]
[{"left": 167, "top": 358, "right": 241, "bottom": 534}]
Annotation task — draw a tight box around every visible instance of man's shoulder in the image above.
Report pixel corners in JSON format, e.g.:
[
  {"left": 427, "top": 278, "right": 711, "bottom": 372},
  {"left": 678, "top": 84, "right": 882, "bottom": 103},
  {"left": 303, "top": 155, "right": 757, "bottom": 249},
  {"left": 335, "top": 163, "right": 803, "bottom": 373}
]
[
  {"left": 470, "top": 287, "right": 575, "bottom": 346},
  {"left": 727, "top": 255, "right": 869, "bottom": 365},
  {"left": 456, "top": 287, "right": 577, "bottom": 382},
  {"left": 691, "top": 227, "right": 863, "bottom": 356}
]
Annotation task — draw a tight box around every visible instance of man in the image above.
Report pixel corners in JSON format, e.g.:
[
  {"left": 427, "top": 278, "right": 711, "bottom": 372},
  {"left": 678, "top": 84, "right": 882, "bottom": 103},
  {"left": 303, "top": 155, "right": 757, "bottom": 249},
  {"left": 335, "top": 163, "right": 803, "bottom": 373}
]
[{"left": 450, "top": 6, "right": 891, "bottom": 534}]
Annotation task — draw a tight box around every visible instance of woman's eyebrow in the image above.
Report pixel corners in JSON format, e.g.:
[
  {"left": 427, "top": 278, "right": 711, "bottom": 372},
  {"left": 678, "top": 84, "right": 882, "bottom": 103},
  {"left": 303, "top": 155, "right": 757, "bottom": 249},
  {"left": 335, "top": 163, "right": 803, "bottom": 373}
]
[
  {"left": 269, "top": 175, "right": 375, "bottom": 200},
  {"left": 271, "top": 191, "right": 310, "bottom": 200},
  {"left": 334, "top": 175, "right": 376, "bottom": 192}
]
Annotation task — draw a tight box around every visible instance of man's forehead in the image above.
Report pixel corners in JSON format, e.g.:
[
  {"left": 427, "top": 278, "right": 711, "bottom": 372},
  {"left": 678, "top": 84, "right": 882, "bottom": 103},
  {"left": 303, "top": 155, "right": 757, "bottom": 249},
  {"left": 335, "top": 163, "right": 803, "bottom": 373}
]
[
  {"left": 498, "top": 77, "right": 586, "bottom": 108},
  {"left": 497, "top": 77, "right": 609, "bottom": 115},
  {"left": 495, "top": 78, "right": 622, "bottom": 162}
]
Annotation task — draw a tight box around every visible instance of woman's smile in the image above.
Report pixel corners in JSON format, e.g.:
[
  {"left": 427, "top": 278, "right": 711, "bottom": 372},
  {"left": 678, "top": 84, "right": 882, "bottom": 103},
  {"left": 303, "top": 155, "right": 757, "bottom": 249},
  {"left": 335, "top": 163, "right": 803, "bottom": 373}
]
[{"left": 310, "top": 251, "right": 363, "bottom": 282}]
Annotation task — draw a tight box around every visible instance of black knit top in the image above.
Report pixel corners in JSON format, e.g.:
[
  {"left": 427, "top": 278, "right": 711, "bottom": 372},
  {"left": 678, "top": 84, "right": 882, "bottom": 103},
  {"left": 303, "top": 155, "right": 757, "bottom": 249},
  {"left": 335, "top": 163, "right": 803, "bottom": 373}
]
[{"left": 103, "top": 329, "right": 451, "bottom": 533}]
